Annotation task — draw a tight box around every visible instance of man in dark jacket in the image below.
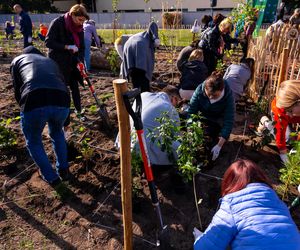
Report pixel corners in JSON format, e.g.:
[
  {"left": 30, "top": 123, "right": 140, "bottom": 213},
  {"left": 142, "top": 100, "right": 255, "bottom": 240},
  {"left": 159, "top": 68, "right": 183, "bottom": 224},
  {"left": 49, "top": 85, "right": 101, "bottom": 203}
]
[
  {"left": 121, "top": 22, "right": 160, "bottom": 92},
  {"left": 11, "top": 46, "right": 71, "bottom": 186},
  {"left": 13, "top": 4, "right": 32, "bottom": 48}
]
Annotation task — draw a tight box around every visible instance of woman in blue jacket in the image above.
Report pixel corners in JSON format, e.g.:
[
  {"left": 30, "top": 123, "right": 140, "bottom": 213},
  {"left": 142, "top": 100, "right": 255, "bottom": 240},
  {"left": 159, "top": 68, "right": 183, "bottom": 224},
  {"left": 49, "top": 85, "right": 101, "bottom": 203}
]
[
  {"left": 194, "top": 159, "right": 300, "bottom": 250},
  {"left": 188, "top": 71, "right": 235, "bottom": 161}
]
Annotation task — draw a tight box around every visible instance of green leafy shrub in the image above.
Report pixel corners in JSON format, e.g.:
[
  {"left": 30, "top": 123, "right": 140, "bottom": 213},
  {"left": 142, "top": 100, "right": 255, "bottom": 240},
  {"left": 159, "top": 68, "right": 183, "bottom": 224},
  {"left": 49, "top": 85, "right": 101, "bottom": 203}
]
[
  {"left": 148, "top": 112, "right": 205, "bottom": 182},
  {"left": 279, "top": 142, "right": 300, "bottom": 200},
  {"left": 106, "top": 49, "right": 120, "bottom": 75},
  {"left": 0, "top": 118, "right": 17, "bottom": 150}
]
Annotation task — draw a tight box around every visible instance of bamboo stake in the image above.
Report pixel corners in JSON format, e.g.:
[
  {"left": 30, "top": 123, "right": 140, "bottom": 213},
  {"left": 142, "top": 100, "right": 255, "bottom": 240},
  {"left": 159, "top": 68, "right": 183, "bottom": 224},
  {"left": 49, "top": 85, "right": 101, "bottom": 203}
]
[
  {"left": 276, "top": 48, "right": 289, "bottom": 95},
  {"left": 113, "top": 79, "right": 132, "bottom": 250}
]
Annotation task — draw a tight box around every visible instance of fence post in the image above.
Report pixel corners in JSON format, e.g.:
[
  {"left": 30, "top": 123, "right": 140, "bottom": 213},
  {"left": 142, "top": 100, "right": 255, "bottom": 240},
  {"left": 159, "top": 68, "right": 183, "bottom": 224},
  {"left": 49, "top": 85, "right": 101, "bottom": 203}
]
[
  {"left": 113, "top": 79, "right": 132, "bottom": 250},
  {"left": 276, "top": 48, "right": 289, "bottom": 95}
]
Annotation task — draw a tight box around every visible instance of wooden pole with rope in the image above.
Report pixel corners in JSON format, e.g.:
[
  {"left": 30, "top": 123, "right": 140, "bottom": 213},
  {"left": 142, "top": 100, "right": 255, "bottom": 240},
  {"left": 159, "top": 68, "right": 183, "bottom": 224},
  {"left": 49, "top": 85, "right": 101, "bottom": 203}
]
[{"left": 113, "top": 79, "right": 132, "bottom": 250}]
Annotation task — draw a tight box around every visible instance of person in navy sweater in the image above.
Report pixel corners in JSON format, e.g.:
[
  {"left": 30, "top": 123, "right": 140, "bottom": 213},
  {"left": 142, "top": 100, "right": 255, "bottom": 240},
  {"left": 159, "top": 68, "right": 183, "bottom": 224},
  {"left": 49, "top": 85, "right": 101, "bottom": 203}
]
[
  {"left": 194, "top": 159, "right": 300, "bottom": 250},
  {"left": 13, "top": 4, "right": 32, "bottom": 48}
]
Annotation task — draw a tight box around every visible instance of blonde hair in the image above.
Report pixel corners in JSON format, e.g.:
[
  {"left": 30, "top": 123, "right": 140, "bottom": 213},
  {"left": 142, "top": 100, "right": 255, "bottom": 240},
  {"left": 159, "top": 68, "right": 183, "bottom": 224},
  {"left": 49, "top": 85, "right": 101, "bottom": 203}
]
[
  {"left": 69, "top": 4, "right": 89, "bottom": 19},
  {"left": 276, "top": 80, "right": 300, "bottom": 109},
  {"left": 219, "top": 18, "right": 232, "bottom": 33},
  {"left": 189, "top": 49, "right": 204, "bottom": 62}
]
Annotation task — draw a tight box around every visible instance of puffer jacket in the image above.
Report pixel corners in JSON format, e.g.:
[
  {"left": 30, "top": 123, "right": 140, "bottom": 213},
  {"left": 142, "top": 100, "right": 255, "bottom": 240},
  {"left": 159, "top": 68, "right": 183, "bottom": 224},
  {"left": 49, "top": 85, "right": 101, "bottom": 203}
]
[{"left": 194, "top": 183, "right": 300, "bottom": 250}]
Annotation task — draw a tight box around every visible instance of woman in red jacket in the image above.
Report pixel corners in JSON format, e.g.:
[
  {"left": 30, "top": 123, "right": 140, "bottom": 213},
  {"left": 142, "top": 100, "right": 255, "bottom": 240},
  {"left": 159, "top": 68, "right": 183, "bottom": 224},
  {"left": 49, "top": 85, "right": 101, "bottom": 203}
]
[{"left": 271, "top": 80, "right": 300, "bottom": 162}]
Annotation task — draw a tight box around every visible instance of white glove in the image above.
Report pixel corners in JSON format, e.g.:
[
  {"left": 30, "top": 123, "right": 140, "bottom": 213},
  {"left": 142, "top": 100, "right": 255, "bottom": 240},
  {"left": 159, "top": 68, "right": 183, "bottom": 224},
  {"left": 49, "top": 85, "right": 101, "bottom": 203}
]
[
  {"left": 211, "top": 144, "right": 222, "bottom": 161},
  {"left": 193, "top": 227, "right": 203, "bottom": 240},
  {"left": 66, "top": 45, "right": 78, "bottom": 53},
  {"left": 28, "top": 36, "right": 32, "bottom": 43},
  {"left": 279, "top": 153, "right": 288, "bottom": 163}
]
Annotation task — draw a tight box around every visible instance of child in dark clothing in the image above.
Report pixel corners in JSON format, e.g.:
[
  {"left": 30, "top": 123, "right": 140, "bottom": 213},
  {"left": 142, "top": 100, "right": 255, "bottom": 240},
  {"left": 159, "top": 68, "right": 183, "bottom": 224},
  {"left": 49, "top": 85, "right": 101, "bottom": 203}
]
[{"left": 5, "top": 21, "right": 15, "bottom": 40}]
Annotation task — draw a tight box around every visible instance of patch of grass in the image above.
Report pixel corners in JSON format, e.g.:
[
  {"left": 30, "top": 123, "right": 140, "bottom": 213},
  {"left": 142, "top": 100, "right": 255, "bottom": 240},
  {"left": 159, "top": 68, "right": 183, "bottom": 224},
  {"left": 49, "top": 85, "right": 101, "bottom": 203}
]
[
  {"left": 98, "top": 29, "right": 194, "bottom": 46},
  {"left": 19, "top": 239, "right": 34, "bottom": 249}
]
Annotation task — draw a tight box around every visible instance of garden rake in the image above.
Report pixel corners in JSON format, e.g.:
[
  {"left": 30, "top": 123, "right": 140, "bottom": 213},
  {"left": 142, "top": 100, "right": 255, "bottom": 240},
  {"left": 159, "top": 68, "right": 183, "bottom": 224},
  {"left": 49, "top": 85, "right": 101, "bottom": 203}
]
[
  {"left": 123, "top": 88, "right": 172, "bottom": 250},
  {"left": 76, "top": 62, "right": 110, "bottom": 129}
]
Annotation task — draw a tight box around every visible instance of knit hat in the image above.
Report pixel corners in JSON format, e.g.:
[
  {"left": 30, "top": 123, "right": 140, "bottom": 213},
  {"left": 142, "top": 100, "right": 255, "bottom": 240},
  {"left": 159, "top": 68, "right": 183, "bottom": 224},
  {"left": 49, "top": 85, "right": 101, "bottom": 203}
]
[{"left": 276, "top": 80, "right": 300, "bottom": 109}]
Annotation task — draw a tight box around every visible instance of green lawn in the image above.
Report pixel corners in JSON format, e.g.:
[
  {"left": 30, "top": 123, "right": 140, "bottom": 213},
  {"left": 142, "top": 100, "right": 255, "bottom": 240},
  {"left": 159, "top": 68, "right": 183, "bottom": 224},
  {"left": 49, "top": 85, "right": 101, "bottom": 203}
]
[{"left": 97, "top": 29, "right": 195, "bottom": 47}]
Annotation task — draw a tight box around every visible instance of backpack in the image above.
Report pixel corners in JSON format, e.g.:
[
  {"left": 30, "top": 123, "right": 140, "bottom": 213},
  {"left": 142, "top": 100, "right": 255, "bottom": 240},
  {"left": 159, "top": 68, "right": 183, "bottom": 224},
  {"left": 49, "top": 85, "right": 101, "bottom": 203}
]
[{"left": 199, "top": 27, "right": 212, "bottom": 50}]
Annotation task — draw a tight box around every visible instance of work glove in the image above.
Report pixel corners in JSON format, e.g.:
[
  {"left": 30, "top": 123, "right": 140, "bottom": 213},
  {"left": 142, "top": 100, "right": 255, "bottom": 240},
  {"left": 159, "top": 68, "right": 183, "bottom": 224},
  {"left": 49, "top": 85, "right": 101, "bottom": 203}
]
[
  {"left": 28, "top": 36, "right": 32, "bottom": 43},
  {"left": 279, "top": 153, "right": 288, "bottom": 163},
  {"left": 211, "top": 144, "right": 222, "bottom": 161},
  {"left": 193, "top": 227, "right": 203, "bottom": 241},
  {"left": 66, "top": 45, "right": 78, "bottom": 53}
]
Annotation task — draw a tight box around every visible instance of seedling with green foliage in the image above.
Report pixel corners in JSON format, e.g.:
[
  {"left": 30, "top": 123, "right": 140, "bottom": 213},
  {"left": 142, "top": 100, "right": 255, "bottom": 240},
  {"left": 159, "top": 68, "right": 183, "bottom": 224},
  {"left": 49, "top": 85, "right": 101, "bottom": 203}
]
[
  {"left": 106, "top": 48, "right": 120, "bottom": 75},
  {"left": 148, "top": 112, "right": 205, "bottom": 183},
  {"left": 0, "top": 118, "right": 17, "bottom": 150},
  {"left": 279, "top": 142, "right": 300, "bottom": 201}
]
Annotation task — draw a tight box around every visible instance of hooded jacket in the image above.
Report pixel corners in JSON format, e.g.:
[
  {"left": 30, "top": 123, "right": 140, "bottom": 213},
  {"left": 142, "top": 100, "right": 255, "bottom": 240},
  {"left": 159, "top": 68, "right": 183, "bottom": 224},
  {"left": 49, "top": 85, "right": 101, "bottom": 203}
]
[
  {"left": 188, "top": 81, "right": 234, "bottom": 140},
  {"left": 121, "top": 22, "right": 158, "bottom": 81},
  {"left": 194, "top": 183, "right": 300, "bottom": 250}
]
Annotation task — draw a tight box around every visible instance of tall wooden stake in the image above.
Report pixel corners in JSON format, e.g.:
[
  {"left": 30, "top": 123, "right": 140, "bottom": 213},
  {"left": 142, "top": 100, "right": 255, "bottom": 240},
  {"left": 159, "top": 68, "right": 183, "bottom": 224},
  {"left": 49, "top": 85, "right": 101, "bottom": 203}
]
[
  {"left": 276, "top": 48, "right": 289, "bottom": 95},
  {"left": 113, "top": 79, "right": 132, "bottom": 250}
]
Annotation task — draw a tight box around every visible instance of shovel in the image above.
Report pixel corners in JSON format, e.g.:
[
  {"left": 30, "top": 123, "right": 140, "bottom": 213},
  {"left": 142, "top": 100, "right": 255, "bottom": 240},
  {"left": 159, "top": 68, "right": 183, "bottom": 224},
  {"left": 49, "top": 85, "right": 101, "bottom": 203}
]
[
  {"left": 76, "top": 62, "right": 110, "bottom": 129},
  {"left": 123, "top": 88, "right": 172, "bottom": 250}
]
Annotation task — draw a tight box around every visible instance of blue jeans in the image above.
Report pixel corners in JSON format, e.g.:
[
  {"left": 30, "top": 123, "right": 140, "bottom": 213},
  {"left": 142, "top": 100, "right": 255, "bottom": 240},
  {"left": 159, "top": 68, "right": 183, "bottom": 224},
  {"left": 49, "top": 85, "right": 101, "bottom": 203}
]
[
  {"left": 21, "top": 106, "right": 69, "bottom": 183},
  {"left": 84, "top": 38, "right": 92, "bottom": 71}
]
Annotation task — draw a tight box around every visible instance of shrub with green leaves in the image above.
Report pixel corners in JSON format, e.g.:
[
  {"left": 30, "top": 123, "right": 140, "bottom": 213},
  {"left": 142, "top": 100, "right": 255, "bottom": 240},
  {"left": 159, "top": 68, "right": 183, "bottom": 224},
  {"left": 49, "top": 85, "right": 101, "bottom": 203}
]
[
  {"left": 0, "top": 118, "right": 17, "bottom": 150},
  {"left": 279, "top": 142, "right": 300, "bottom": 200},
  {"left": 106, "top": 49, "right": 120, "bottom": 75},
  {"left": 148, "top": 112, "right": 205, "bottom": 183}
]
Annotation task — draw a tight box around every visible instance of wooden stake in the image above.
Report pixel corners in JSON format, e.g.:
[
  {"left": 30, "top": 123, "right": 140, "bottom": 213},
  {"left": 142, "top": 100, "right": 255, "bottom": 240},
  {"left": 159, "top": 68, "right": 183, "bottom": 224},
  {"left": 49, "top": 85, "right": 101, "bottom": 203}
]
[
  {"left": 113, "top": 79, "right": 132, "bottom": 250},
  {"left": 277, "top": 48, "right": 289, "bottom": 95}
]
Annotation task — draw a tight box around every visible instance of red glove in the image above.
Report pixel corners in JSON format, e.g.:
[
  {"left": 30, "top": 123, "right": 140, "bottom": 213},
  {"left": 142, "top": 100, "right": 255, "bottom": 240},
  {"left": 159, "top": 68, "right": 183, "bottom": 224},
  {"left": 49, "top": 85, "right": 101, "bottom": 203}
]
[{"left": 77, "top": 62, "right": 87, "bottom": 78}]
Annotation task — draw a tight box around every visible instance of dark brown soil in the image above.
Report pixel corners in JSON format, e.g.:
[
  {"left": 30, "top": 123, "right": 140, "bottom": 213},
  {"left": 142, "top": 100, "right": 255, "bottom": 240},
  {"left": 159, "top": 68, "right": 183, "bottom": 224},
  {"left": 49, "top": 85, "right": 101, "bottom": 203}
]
[{"left": 0, "top": 42, "right": 299, "bottom": 250}]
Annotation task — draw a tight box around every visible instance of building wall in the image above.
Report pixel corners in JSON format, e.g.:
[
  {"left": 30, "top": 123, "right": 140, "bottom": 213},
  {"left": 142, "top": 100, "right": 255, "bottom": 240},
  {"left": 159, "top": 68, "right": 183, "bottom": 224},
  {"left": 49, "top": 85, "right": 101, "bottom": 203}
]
[
  {"left": 97, "top": 0, "right": 239, "bottom": 12},
  {"left": 52, "top": 0, "right": 77, "bottom": 12}
]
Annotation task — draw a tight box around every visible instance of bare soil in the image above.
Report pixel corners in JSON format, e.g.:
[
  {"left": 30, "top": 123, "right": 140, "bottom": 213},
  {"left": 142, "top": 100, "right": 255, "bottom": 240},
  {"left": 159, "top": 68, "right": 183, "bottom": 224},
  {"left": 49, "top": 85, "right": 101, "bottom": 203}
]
[{"left": 0, "top": 43, "right": 299, "bottom": 250}]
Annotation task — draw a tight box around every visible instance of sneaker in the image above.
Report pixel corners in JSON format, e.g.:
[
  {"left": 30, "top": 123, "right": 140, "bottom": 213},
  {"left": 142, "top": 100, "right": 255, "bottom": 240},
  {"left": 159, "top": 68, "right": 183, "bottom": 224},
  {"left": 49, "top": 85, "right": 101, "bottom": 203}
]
[{"left": 58, "top": 168, "right": 71, "bottom": 181}]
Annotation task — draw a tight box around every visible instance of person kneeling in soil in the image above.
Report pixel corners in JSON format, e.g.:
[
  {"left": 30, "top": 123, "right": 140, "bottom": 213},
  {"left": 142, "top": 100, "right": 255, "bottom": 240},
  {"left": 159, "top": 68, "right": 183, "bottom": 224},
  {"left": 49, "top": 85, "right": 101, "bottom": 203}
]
[
  {"left": 176, "top": 39, "right": 201, "bottom": 72},
  {"left": 188, "top": 71, "right": 235, "bottom": 161},
  {"left": 223, "top": 57, "right": 254, "bottom": 101},
  {"left": 130, "top": 85, "right": 181, "bottom": 167},
  {"left": 121, "top": 22, "right": 160, "bottom": 92},
  {"left": 10, "top": 46, "right": 71, "bottom": 186},
  {"left": 178, "top": 49, "right": 208, "bottom": 101},
  {"left": 271, "top": 80, "right": 300, "bottom": 163},
  {"left": 194, "top": 159, "right": 300, "bottom": 250}
]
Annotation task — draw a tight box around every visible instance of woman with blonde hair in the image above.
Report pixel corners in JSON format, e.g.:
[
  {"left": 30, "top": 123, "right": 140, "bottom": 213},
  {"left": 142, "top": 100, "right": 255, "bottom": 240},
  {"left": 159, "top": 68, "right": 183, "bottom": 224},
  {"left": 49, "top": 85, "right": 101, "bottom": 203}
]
[
  {"left": 194, "top": 159, "right": 300, "bottom": 249},
  {"left": 271, "top": 80, "right": 300, "bottom": 162},
  {"left": 45, "top": 4, "right": 89, "bottom": 123},
  {"left": 178, "top": 49, "right": 208, "bottom": 100},
  {"left": 199, "top": 18, "right": 232, "bottom": 74}
]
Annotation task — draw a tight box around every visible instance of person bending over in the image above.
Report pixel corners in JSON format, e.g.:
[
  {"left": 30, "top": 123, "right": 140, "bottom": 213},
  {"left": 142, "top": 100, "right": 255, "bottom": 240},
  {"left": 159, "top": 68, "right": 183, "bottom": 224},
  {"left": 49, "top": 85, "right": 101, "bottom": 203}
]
[
  {"left": 271, "top": 80, "right": 300, "bottom": 163},
  {"left": 178, "top": 49, "right": 208, "bottom": 100},
  {"left": 223, "top": 57, "right": 254, "bottom": 101},
  {"left": 10, "top": 46, "right": 71, "bottom": 186},
  {"left": 121, "top": 22, "right": 160, "bottom": 92},
  {"left": 188, "top": 71, "right": 234, "bottom": 161},
  {"left": 194, "top": 159, "right": 300, "bottom": 250}
]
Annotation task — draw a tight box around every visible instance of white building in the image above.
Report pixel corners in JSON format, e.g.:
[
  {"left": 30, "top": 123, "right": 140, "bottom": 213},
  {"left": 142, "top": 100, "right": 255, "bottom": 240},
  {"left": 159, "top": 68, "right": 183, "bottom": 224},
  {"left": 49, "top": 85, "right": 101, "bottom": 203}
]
[{"left": 53, "top": 0, "right": 239, "bottom": 12}]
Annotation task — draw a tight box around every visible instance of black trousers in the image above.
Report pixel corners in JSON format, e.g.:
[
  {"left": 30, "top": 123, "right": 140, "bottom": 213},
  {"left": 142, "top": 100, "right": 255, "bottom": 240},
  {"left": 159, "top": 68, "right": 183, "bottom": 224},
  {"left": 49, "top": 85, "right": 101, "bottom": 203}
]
[{"left": 129, "top": 68, "right": 150, "bottom": 92}]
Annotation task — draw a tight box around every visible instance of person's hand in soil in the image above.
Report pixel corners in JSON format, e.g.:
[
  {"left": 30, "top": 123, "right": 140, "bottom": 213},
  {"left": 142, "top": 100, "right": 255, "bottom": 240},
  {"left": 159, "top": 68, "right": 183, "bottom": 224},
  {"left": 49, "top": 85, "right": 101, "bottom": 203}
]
[{"left": 211, "top": 137, "right": 226, "bottom": 161}]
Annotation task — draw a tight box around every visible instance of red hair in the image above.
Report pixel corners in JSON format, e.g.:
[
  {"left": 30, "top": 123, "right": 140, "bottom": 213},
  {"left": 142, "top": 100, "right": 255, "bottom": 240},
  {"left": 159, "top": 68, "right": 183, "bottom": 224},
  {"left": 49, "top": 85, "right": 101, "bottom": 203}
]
[{"left": 221, "top": 159, "right": 273, "bottom": 197}]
